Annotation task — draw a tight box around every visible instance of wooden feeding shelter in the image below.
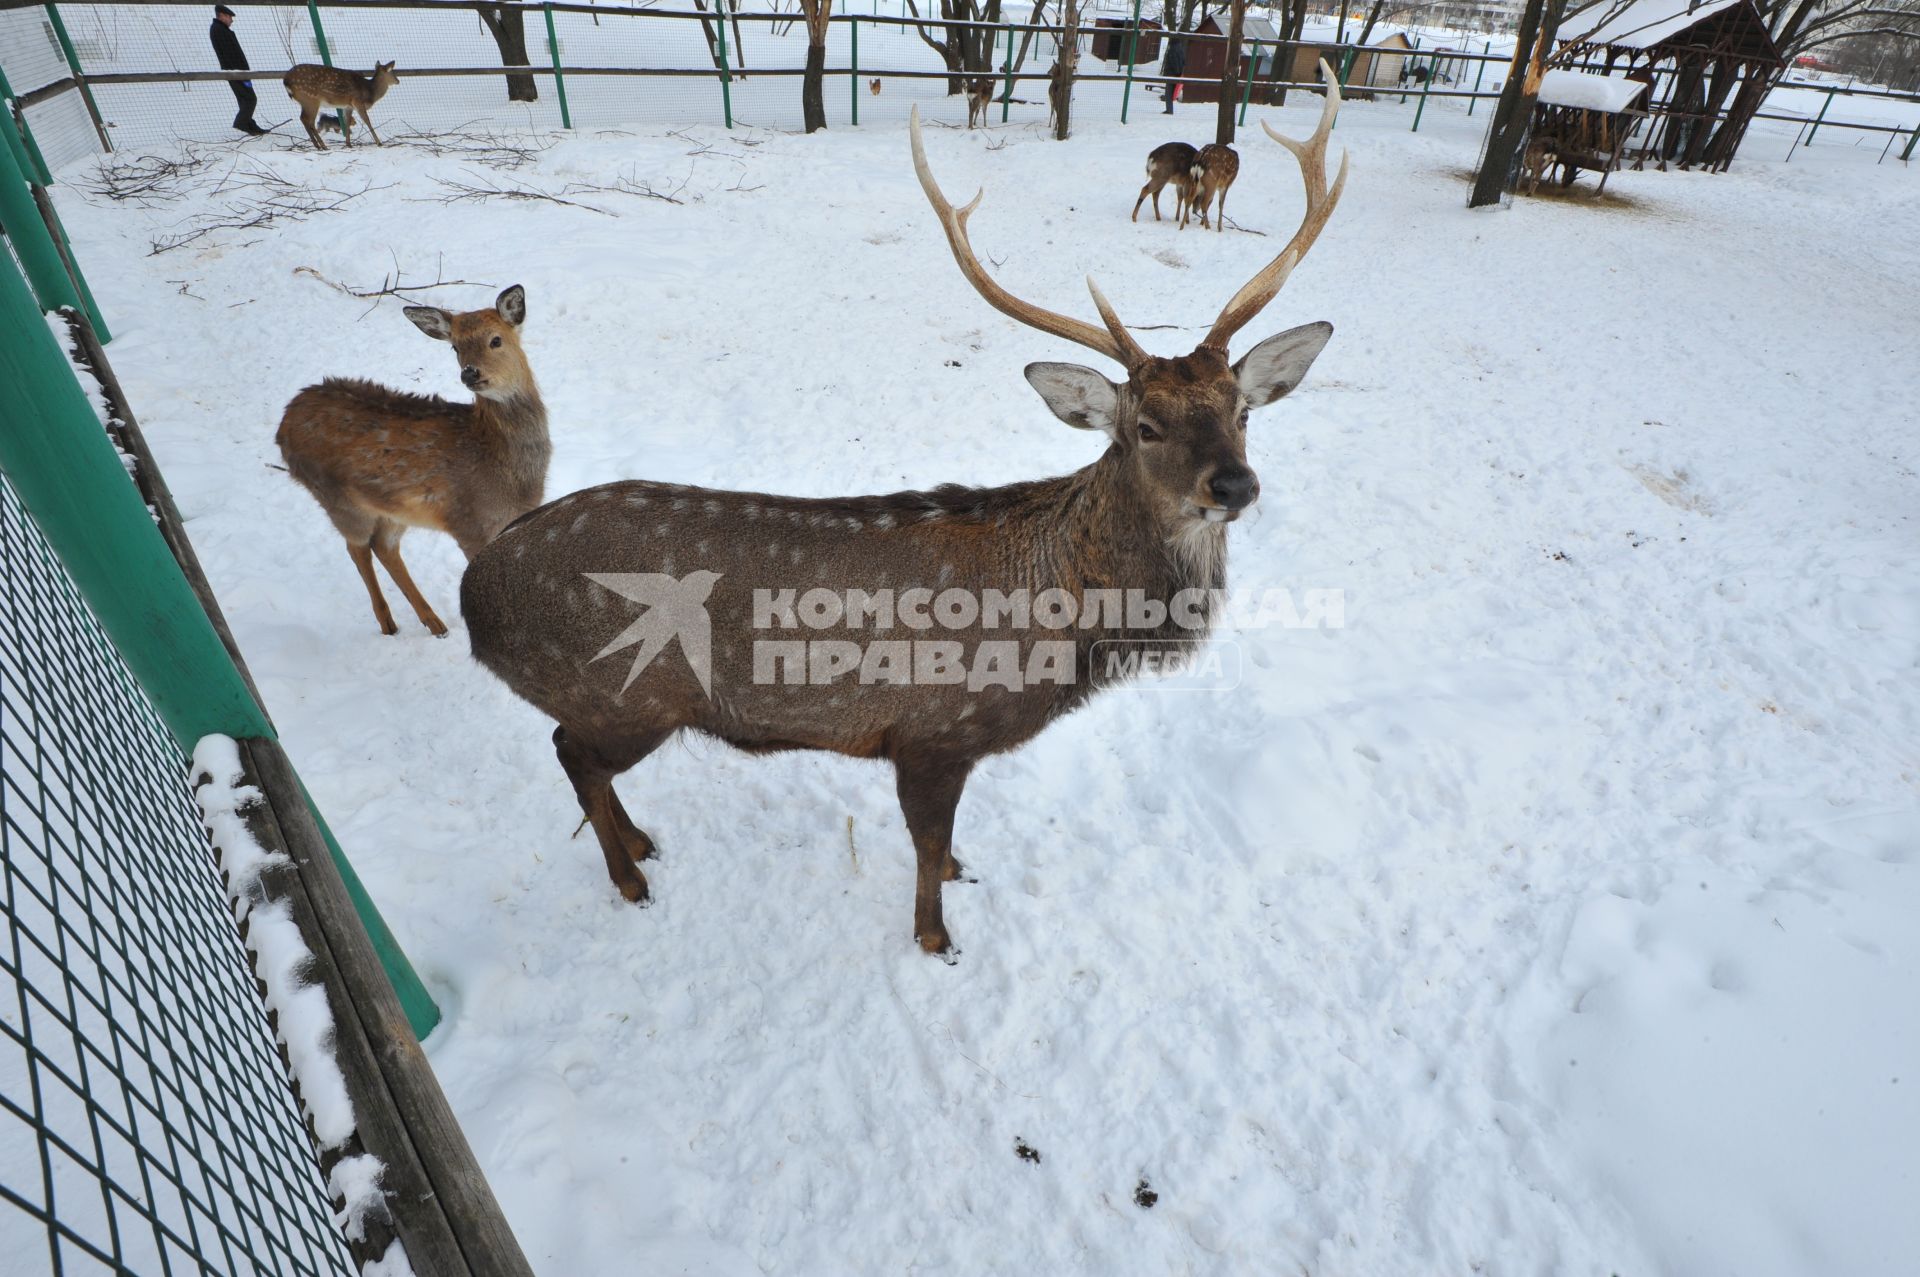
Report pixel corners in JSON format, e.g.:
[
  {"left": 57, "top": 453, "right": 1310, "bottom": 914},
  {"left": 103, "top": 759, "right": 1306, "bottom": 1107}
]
[
  {"left": 1553, "top": 0, "right": 1784, "bottom": 172},
  {"left": 1528, "top": 68, "right": 1650, "bottom": 193},
  {"left": 1092, "top": 17, "right": 1162, "bottom": 65}
]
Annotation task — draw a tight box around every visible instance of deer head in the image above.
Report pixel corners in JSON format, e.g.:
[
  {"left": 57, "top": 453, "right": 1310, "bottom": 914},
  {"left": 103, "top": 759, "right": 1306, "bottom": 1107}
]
[
  {"left": 372, "top": 60, "right": 399, "bottom": 93},
  {"left": 404, "top": 285, "right": 533, "bottom": 402},
  {"left": 910, "top": 63, "right": 1348, "bottom": 535}
]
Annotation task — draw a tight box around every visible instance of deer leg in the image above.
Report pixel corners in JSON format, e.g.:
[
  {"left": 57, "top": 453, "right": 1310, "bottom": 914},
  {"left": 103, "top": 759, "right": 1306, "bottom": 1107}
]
[
  {"left": 346, "top": 541, "right": 397, "bottom": 635},
  {"left": 554, "top": 726, "right": 669, "bottom": 903},
  {"left": 1214, "top": 187, "right": 1227, "bottom": 232},
  {"left": 338, "top": 109, "right": 353, "bottom": 148},
  {"left": 299, "top": 104, "right": 326, "bottom": 151},
  {"left": 369, "top": 522, "right": 448, "bottom": 637},
  {"left": 894, "top": 755, "right": 972, "bottom": 956},
  {"left": 1132, "top": 183, "right": 1151, "bottom": 222},
  {"left": 361, "top": 110, "right": 383, "bottom": 146}
]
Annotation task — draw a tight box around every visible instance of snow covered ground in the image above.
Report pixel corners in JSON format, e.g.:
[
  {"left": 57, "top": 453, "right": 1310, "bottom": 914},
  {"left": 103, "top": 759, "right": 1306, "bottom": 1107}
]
[{"left": 53, "top": 95, "right": 1920, "bottom": 1275}]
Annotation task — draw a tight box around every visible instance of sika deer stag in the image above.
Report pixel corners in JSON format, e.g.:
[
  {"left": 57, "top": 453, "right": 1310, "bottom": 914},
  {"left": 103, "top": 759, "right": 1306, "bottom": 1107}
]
[
  {"left": 1132, "top": 141, "right": 1199, "bottom": 223},
  {"left": 1183, "top": 142, "right": 1239, "bottom": 231},
  {"left": 284, "top": 60, "right": 398, "bottom": 150},
  {"left": 278, "top": 286, "right": 550, "bottom": 637},
  {"left": 460, "top": 67, "right": 1349, "bottom": 956}
]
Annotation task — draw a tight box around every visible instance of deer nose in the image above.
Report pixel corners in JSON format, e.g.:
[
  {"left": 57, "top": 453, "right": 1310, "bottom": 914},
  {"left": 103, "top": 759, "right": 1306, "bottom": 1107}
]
[
  {"left": 460, "top": 366, "right": 481, "bottom": 387},
  {"left": 1209, "top": 468, "right": 1259, "bottom": 511}
]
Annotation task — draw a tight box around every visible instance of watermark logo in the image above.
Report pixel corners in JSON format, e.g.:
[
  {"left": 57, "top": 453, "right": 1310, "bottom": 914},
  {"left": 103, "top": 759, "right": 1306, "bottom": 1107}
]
[{"left": 586, "top": 571, "right": 721, "bottom": 695}]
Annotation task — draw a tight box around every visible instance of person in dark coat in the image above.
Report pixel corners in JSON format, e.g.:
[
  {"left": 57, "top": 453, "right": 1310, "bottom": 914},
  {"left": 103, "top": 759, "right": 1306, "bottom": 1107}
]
[
  {"left": 209, "top": 5, "right": 266, "bottom": 135},
  {"left": 1161, "top": 37, "right": 1187, "bottom": 113}
]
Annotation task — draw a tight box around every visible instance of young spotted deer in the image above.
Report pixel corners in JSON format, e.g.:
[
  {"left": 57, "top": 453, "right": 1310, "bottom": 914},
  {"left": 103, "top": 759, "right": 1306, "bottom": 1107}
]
[
  {"left": 1132, "top": 141, "right": 1199, "bottom": 222},
  {"left": 460, "top": 67, "right": 1349, "bottom": 957},
  {"left": 966, "top": 77, "right": 995, "bottom": 129},
  {"left": 284, "top": 60, "right": 397, "bottom": 150},
  {"left": 278, "top": 286, "right": 550, "bottom": 637},
  {"left": 1182, "top": 142, "right": 1240, "bottom": 231}
]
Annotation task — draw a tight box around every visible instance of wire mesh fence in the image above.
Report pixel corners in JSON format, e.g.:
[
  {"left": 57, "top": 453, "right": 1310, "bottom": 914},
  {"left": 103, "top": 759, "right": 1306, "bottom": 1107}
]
[{"left": 0, "top": 472, "right": 358, "bottom": 1276}]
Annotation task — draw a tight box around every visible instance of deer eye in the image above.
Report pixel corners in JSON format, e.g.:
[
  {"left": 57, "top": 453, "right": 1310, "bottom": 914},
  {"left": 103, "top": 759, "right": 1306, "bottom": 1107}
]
[
  {"left": 489, "top": 335, "right": 503, "bottom": 349},
  {"left": 1137, "top": 420, "right": 1162, "bottom": 443}
]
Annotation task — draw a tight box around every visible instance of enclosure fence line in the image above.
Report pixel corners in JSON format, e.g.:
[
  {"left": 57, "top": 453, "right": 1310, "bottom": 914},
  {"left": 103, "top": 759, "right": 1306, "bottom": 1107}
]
[
  {"left": 3, "top": 0, "right": 1913, "bottom": 174},
  {"left": 0, "top": 71, "right": 535, "bottom": 1274}
]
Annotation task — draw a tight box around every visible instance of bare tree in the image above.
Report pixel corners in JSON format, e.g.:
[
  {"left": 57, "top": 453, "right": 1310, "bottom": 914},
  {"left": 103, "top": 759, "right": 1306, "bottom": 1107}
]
[
  {"left": 1468, "top": 0, "right": 1565, "bottom": 206},
  {"left": 1215, "top": 0, "right": 1247, "bottom": 142},
  {"left": 472, "top": 2, "right": 537, "bottom": 102},
  {"left": 801, "top": 0, "right": 833, "bottom": 131},
  {"left": 1050, "top": 0, "right": 1081, "bottom": 138},
  {"left": 905, "top": 0, "right": 1005, "bottom": 95}
]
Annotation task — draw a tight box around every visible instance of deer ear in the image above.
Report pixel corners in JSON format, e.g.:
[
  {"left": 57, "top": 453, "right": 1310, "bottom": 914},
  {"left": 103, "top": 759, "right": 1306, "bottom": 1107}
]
[
  {"left": 1025, "top": 362, "right": 1122, "bottom": 436},
  {"left": 1234, "top": 321, "right": 1333, "bottom": 408},
  {"left": 495, "top": 285, "right": 526, "bottom": 327},
  {"left": 404, "top": 306, "right": 453, "bottom": 342}
]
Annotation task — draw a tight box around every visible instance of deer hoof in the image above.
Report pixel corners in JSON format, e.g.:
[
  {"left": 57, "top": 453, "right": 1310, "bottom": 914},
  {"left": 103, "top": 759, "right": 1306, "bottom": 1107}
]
[
  {"left": 625, "top": 828, "right": 658, "bottom": 864},
  {"left": 615, "top": 874, "right": 651, "bottom": 905},
  {"left": 917, "top": 928, "right": 954, "bottom": 958}
]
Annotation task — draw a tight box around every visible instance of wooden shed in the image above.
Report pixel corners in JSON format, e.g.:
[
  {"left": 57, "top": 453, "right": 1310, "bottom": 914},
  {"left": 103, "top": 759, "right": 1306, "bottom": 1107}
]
[
  {"left": 1091, "top": 17, "right": 1162, "bottom": 65},
  {"left": 1527, "top": 68, "right": 1651, "bottom": 192},
  {"left": 1553, "top": 0, "right": 1783, "bottom": 171}
]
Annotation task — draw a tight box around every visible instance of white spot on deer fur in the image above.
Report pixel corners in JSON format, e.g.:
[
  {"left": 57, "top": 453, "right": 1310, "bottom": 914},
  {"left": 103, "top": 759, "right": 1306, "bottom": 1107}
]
[
  {"left": 655, "top": 524, "right": 671, "bottom": 538},
  {"left": 704, "top": 500, "right": 722, "bottom": 516},
  {"left": 513, "top": 543, "right": 527, "bottom": 559},
  {"left": 957, "top": 703, "right": 975, "bottom": 720},
  {"left": 626, "top": 495, "right": 650, "bottom": 508},
  {"left": 845, "top": 518, "right": 863, "bottom": 532},
  {"left": 744, "top": 504, "right": 760, "bottom": 519},
  {"left": 766, "top": 543, "right": 780, "bottom": 559},
  {"left": 672, "top": 498, "right": 689, "bottom": 512},
  {"left": 570, "top": 512, "right": 590, "bottom": 534},
  {"left": 789, "top": 547, "right": 805, "bottom": 565},
  {"left": 938, "top": 564, "right": 954, "bottom": 584},
  {"left": 696, "top": 540, "right": 710, "bottom": 555},
  {"left": 873, "top": 514, "right": 895, "bottom": 530},
  {"left": 545, "top": 528, "right": 559, "bottom": 542}
]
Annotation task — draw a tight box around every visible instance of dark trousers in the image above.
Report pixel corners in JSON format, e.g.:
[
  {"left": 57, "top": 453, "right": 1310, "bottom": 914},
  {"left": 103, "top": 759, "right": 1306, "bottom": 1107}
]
[{"left": 227, "top": 79, "right": 258, "bottom": 128}]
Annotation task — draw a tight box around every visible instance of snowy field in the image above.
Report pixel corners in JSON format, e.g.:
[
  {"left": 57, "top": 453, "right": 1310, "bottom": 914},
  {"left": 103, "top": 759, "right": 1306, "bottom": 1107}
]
[{"left": 52, "top": 93, "right": 1920, "bottom": 1275}]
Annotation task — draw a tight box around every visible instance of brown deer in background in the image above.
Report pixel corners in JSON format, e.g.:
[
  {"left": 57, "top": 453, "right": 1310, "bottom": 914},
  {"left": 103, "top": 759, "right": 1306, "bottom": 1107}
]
[
  {"left": 1132, "top": 141, "right": 1199, "bottom": 223},
  {"left": 278, "top": 286, "right": 550, "bottom": 637},
  {"left": 284, "top": 60, "right": 398, "bottom": 150},
  {"left": 459, "top": 69, "right": 1349, "bottom": 956},
  {"left": 1183, "top": 142, "right": 1240, "bottom": 231},
  {"left": 966, "top": 77, "right": 995, "bottom": 129}
]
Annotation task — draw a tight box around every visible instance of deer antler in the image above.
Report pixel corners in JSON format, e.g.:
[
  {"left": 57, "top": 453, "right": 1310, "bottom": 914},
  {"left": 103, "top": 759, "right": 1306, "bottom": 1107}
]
[
  {"left": 1201, "top": 61, "right": 1350, "bottom": 353},
  {"left": 910, "top": 106, "right": 1146, "bottom": 368}
]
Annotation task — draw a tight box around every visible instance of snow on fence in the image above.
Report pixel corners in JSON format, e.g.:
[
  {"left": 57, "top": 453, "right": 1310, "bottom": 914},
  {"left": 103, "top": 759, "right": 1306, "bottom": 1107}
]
[{"left": 0, "top": 472, "right": 362, "bottom": 1276}]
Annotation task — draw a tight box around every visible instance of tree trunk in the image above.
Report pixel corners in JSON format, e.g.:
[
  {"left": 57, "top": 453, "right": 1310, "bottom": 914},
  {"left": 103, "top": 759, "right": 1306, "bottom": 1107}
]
[
  {"left": 1053, "top": 0, "right": 1080, "bottom": 139},
  {"left": 802, "top": 40, "right": 828, "bottom": 131},
  {"left": 1215, "top": 0, "right": 1247, "bottom": 144},
  {"left": 1467, "top": 0, "right": 1562, "bottom": 207},
  {"left": 474, "top": 3, "right": 538, "bottom": 103}
]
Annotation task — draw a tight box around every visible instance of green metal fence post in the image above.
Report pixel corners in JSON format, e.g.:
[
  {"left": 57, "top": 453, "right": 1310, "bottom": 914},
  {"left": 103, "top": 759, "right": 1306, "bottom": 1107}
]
[
  {"left": 1468, "top": 39, "right": 1488, "bottom": 117},
  {"left": 1332, "top": 46, "right": 1356, "bottom": 130},
  {"left": 1804, "top": 86, "right": 1836, "bottom": 145},
  {"left": 1001, "top": 21, "right": 1014, "bottom": 122},
  {"left": 850, "top": 16, "right": 859, "bottom": 126},
  {"left": 0, "top": 129, "right": 83, "bottom": 317},
  {"left": 715, "top": 0, "right": 735, "bottom": 128},
  {"left": 1902, "top": 120, "right": 1919, "bottom": 162},
  {"left": 542, "top": 3, "right": 572, "bottom": 128},
  {"left": 0, "top": 245, "right": 440, "bottom": 1041},
  {"left": 0, "top": 65, "right": 55, "bottom": 184},
  {"left": 42, "top": 4, "right": 110, "bottom": 152},
  {"left": 1237, "top": 40, "right": 1259, "bottom": 125},
  {"left": 1411, "top": 53, "right": 1437, "bottom": 131},
  {"left": 1119, "top": 0, "right": 1142, "bottom": 123},
  {"left": 303, "top": 0, "right": 349, "bottom": 135}
]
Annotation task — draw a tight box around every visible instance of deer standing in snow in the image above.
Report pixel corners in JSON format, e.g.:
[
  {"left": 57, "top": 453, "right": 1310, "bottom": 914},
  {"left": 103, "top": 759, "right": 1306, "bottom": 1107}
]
[
  {"left": 459, "top": 68, "right": 1349, "bottom": 956},
  {"left": 1183, "top": 142, "right": 1239, "bottom": 231},
  {"left": 284, "top": 60, "right": 398, "bottom": 150},
  {"left": 277, "top": 286, "right": 550, "bottom": 637},
  {"left": 966, "top": 77, "right": 996, "bottom": 129},
  {"left": 1132, "top": 141, "right": 1199, "bottom": 222}
]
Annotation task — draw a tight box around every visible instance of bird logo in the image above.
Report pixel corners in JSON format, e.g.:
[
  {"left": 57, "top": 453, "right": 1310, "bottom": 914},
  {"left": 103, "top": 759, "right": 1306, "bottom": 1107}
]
[{"left": 584, "top": 571, "right": 722, "bottom": 697}]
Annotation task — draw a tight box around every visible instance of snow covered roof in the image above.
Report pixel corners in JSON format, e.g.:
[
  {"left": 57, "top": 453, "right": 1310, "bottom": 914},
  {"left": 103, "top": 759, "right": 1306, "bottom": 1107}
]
[
  {"left": 1558, "top": 0, "right": 1741, "bottom": 50},
  {"left": 1536, "top": 68, "right": 1649, "bottom": 111}
]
